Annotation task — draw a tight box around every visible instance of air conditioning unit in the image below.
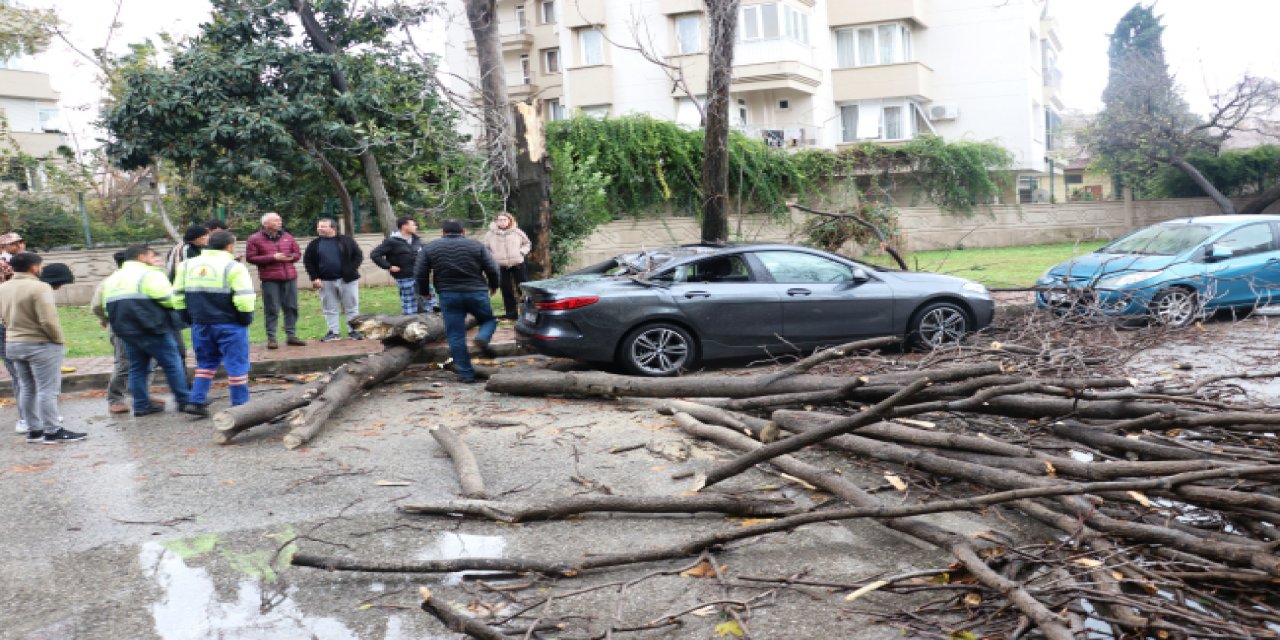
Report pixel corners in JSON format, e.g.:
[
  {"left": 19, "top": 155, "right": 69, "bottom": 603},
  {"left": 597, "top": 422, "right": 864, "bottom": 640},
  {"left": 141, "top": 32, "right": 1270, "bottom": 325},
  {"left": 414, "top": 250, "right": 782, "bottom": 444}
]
[{"left": 929, "top": 103, "right": 959, "bottom": 121}]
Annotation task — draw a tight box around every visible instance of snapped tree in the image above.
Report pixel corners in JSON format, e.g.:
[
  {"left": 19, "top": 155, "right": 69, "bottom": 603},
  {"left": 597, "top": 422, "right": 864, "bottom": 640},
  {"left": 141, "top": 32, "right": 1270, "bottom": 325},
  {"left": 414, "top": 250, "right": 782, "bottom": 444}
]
[{"left": 699, "top": 0, "right": 740, "bottom": 244}]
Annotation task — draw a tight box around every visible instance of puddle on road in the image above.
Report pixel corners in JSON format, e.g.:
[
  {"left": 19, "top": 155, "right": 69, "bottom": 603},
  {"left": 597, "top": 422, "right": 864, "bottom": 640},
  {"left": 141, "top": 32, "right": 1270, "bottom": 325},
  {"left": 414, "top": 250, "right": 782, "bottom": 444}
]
[
  {"left": 140, "top": 541, "right": 369, "bottom": 640},
  {"left": 414, "top": 532, "right": 508, "bottom": 586}
]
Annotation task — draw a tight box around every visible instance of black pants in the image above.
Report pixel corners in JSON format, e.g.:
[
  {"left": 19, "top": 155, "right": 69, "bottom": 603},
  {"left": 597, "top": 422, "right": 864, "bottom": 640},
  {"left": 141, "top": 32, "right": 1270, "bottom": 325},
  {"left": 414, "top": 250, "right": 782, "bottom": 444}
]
[{"left": 499, "top": 264, "right": 526, "bottom": 319}]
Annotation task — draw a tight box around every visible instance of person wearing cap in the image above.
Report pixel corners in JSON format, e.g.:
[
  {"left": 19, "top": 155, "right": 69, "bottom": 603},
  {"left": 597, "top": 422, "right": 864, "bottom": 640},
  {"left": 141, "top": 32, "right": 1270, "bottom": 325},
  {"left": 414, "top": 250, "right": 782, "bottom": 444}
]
[
  {"left": 165, "top": 224, "right": 209, "bottom": 282},
  {"left": 0, "top": 232, "right": 27, "bottom": 432},
  {"left": 174, "top": 231, "right": 256, "bottom": 407},
  {"left": 413, "top": 219, "right": 500, "bottom": 384},
  {"left": 0, "top": 252, "right": 85, "bottom": 443},
  {"left": 98, "top": 245, "right": 207, "bottom": 418},
  {"left": 92, "top": 251, "right": 158, "bottom": 414}
]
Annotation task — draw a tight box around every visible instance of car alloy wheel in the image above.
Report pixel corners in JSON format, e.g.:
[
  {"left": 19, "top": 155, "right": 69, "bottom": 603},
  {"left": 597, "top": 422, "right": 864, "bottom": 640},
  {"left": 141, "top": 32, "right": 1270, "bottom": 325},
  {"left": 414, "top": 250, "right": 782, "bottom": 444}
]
[
  {"left": 622, "top": 323, "right": 694, "bottom": 376},
  {"left": 1150, "top": 287, "right": 1200, "bottom": 327},
  {"left": 910, "top": 302, "right": 970, "bottom": 349}
]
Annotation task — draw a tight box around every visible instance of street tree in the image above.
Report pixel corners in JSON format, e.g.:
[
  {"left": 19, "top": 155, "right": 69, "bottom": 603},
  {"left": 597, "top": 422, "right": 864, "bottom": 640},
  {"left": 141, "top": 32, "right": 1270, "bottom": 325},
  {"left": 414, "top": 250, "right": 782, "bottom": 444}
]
[
  {"left": 699, "top": 0, "right": 740, "bottom": 244},
  {"left": 1086, "top": 4, "right": 1280, "bottom": 214},
  {"left": 0, "top": 1, "right": 55, "bottom": 60}
]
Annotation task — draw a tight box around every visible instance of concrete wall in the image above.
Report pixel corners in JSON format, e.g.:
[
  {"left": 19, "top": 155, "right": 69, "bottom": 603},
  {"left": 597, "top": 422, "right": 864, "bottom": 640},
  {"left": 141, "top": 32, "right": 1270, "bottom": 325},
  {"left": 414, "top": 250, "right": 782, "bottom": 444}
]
[{"left": 42, "top": 234, "right": 400, "bottom": 306}]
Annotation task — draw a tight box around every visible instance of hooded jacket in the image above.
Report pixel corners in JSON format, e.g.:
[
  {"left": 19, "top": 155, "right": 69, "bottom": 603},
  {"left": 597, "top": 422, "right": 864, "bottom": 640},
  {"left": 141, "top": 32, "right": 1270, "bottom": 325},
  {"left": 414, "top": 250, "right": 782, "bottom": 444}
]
[
  {"left": 482, "top": 220, "right": 531, "bottom": 268},
  {"left": 369, "top": 232, "right": 423, "bottom": 276}
]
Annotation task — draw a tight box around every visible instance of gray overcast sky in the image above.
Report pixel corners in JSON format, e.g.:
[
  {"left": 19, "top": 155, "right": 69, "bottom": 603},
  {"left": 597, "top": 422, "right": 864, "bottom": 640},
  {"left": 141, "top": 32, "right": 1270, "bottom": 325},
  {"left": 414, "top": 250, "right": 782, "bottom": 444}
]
[{"left": 24, "top": 0, "right": 1280, "bottom": 145}]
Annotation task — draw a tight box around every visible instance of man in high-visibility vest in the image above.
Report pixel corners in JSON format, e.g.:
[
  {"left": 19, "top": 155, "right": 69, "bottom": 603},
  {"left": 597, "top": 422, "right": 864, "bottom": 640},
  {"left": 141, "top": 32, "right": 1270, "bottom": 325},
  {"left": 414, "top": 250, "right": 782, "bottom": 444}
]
[
  {"left": 98, "top": 245, "right": 207, "bottom": 418},
  {"left": 174, "top": 231, "right": 256, "bottom": 407}
]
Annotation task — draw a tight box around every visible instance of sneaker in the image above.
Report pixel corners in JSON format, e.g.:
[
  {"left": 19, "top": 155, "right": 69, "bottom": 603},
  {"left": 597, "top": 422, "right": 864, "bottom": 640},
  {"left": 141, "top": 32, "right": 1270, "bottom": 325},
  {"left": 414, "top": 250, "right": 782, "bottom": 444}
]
[
  {"left": 348, "top": 331, "right": 365, "bottom": 341},
  {"left": 286, "top": 337, "right": 307, "bottom": 346},
  {"left": 15, "top": 419, "right": 27, "bottom": 433},
  {"left": 179, "top": 403, "right": 209, "bottom": 418},
  {"left": 457, "top": 376, "right": 480, "bottom": 384},
  {"left": 473, "top": 337, "right": 496, "bottom": 358},
  {"left": 134, "top": 405, "right": 164, "bottom": 417},
  {"left": 42, "top": 429, "right": 87, "bottom": 444},
  {"left": 321, "top": 332, "right": 341, "bottom": 342},
  {"left": 25, "top": 430, "right": 43, "bottom": 443},
  {"left": 108, "top": 402, "right": 130, "bottom": 414},
  {"left": 267, "top": 340, "right": 279, "bottom": 350}
]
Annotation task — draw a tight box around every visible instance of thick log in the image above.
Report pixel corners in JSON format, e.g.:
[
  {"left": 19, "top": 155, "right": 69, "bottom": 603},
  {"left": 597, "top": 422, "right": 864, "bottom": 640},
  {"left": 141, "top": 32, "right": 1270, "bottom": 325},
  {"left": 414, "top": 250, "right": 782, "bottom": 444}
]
[
  {"left": 419, "top": 587, "right": 514, "bottom": 640},
  {"left": 282, "top": 345, "right": 418, "bottom": 449},
  {"left": 212, "top": 374, "right": 330, "bottom": 444},
  {"left": 428, "top": 424, "right": 487, "bottom": 499},
  {"left": 349, "top": 313, "right": 446, "bottom": 343},
  {"left": 398, "top": 494, "right": 803, "bottom": 522},
  {"left": 484, "top": 363, "right": 1001, "bottom": 398}
]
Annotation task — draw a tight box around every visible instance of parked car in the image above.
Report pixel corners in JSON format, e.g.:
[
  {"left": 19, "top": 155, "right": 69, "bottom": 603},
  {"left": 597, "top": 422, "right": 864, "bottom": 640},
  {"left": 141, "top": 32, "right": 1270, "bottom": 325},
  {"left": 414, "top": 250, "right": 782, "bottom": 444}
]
[
  {"left": 1035, "top": 215, "right": 1280, "bottom": 326},
  {"left": 515, "top": 244, "right": 995, "bottom": 376}
]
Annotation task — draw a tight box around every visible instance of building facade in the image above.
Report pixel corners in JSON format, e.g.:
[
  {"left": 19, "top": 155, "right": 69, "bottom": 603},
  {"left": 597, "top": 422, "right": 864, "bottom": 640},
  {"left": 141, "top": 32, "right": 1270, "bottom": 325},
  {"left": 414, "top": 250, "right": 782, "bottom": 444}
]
[
  {"left": 0, "top": 61, "right": 65, "bottom": 191},
  {"left": 444, "top": 0, "right": 1065, "bottom": 200}
]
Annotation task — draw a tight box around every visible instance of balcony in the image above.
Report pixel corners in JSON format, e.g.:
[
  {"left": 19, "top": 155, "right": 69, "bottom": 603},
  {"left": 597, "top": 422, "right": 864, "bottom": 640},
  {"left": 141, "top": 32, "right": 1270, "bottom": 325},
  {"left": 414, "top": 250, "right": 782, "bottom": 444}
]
[
  {"left": 659, "top": 0, "right": 702, "bottom": 15},
  {"left": 567, "top": 66, "right": 614, "bottom": 106},
  {"left": 466, "top": 31, "right": 535, "bottom": 55},
  {"left": 9, "top": 131, "right": 65, "bottom": 158},
  {"left": 508, "top": 82, "right": 540, "bottom": 102},
  {"left": 831, "top": 62, "right": 933, "bottom": 102},
  {"left": 0, "top": 69, "right": 60, "bottom": 101},
  {"left": 563, "top": 2, "right": 606, "bottom": 28},
  {"left": 829, "top": 0, "right": 927, "bottom": 29},
  {"left": 732, "top": 61, "right": 823, "bottom": 94},
  {"left": 665, "top": 54, "right": 708, "bottom": 96}
]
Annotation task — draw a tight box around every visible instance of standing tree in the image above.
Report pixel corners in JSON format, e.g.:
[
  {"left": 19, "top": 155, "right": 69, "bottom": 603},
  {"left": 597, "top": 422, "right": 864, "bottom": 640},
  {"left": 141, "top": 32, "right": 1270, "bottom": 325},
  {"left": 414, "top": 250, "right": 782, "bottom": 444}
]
[
  {"left": 463, "top": 0, "right": 515, "bottom": 198},
  {"left": 699, "top": 0, "right": 740, "bottom": 244},
  {"left": 1086, "top": 4, "right": 1280, "bottom": 214}
]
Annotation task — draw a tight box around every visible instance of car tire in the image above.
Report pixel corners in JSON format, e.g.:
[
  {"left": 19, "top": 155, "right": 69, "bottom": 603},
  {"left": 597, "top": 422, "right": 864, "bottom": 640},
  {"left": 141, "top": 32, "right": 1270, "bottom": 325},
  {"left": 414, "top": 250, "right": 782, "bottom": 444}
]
[
  {"left": 1149, "top": 287, "right": 1201, "bottom": 328},
  {"left": 619, "top": 322, "right": 696, "bottom": 377},
  {"left": 907, "top": 301, "right": 971, "bottom": 350}
]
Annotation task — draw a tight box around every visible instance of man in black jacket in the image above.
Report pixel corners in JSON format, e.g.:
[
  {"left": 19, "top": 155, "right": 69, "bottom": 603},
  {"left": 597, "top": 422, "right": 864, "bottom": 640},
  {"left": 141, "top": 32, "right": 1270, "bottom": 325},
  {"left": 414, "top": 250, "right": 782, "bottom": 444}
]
[
  {"left": 370, "top": 216, "right": 432, "bottom": 314},
  {"left": 303, "top": 218, "right": 364, "bottom": 341},
  {"left": 414, "top": 219, "right": 500, "bottom": 383}
]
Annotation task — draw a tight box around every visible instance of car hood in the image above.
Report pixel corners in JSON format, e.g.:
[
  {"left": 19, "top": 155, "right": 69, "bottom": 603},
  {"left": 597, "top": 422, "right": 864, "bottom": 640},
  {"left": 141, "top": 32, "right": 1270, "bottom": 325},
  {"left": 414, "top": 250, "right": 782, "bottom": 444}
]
[{"left": 1045, "top": 252, "right": 1181, "bottom": 282}]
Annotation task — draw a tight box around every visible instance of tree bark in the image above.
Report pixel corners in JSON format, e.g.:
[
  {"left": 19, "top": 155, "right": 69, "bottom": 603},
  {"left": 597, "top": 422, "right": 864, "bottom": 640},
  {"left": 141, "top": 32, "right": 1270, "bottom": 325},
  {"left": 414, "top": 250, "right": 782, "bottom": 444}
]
[
  {"left": 282, "top": 344, "right": 418, "bottom": 449},
  {"left": 399, "top": 494, "right": 802, "bottom": 522},
  {"left": 1241, "top": 181, "right": 1280, "bottom": 214},
  {"left": 288, "top": 0, "right": 397, "bottom": 234},
  {"left": 1172, "top": 156, "right": 1236, "bottom": 214},
  {"left": 348, "top": 313, "right": 447, "bottom": 343},
  {"left": 510, "top": 101, "right": 552, "bottom": 278},
  {"left": 699, "top": 0, "right": 740, "bottom": 244},
  {"left": 419, "top": 587, "right": 510, "bottom": 640},
  {"left": 212, "top": 375, "right": 330, "bottom": 444},
  {"left": 428, "top": 424, "right": 487, "bottom": 499},
  {"left": 465, "top": 0, "right": 516, "bottom": 197}
]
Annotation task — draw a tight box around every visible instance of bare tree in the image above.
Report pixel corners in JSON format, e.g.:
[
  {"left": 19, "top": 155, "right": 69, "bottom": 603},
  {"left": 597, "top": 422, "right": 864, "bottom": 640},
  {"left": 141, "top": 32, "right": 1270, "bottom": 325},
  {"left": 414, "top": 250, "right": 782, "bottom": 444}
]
[
  {"left": 463, "top": 0, "right": 516, "bottom": 198},
  {"left": 700, "top": 0, "right": 740, "bottom": 244}
]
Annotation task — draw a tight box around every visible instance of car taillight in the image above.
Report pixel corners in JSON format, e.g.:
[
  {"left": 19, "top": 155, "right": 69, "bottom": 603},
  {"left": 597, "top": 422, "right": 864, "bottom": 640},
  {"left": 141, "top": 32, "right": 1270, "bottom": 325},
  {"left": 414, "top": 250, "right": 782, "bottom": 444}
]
[{"left": 535, "top": 296, "right": 599, "bottom": 311}]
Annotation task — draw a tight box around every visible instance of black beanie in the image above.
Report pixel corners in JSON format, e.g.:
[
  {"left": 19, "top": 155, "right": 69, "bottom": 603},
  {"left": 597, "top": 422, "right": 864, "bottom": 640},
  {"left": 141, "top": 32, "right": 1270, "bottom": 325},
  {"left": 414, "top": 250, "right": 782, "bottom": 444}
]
[{"left": 183, "top": 224, "right": 209, "bottom": 243}]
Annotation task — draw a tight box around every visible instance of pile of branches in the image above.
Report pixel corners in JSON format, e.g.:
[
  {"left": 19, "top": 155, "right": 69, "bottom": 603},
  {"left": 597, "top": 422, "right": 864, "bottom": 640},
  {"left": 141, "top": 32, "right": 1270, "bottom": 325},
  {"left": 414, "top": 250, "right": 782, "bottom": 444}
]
[{"left": 291, "top": 314, "right": 1280, "bottom": 638}]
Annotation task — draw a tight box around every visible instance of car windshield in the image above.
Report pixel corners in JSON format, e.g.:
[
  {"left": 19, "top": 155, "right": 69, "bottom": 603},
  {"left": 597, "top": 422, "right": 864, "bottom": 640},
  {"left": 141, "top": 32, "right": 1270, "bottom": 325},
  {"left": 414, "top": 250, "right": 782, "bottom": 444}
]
[{"left": 1099, "top": 223, "right": 1226, "bottom": 256}]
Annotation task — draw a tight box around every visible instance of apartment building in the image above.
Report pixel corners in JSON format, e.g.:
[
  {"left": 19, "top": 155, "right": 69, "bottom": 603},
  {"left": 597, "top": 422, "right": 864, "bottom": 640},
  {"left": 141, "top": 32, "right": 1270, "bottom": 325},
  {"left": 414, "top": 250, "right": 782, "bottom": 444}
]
[
  {"left": 444, "top": 0, "right": 1065, "bottom": 201},
  {"left": 0, "top": 61, "right": 65, "bottom": 191}
]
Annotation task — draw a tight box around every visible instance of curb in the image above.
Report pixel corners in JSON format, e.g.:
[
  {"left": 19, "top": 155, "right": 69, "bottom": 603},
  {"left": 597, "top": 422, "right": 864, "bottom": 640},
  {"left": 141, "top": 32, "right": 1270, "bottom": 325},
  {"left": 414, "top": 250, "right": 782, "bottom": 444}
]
[{"left": 2, "top": 341, "right": 527, "bottom": 394}]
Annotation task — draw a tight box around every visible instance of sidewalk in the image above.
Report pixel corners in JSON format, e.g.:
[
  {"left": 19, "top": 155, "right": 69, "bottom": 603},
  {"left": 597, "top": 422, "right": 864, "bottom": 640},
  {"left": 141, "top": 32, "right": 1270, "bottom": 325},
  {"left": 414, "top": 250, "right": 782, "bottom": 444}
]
[{"left": 0, "top": 322, "right": 521, "bottom": 393}]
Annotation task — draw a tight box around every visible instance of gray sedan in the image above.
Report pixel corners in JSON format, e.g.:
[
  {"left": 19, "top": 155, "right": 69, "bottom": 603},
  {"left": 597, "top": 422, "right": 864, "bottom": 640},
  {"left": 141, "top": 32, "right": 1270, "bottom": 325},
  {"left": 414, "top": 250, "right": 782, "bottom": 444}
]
[{"left": 515, "top": 244, "right": 995, "bottom": 376}]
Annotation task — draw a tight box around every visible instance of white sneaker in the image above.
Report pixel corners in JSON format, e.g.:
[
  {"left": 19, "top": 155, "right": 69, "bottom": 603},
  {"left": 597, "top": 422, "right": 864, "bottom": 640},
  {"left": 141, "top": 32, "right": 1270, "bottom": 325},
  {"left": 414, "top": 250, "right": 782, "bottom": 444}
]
[{"left": 15, "top": 419, "right": 27, "bottom": 433}]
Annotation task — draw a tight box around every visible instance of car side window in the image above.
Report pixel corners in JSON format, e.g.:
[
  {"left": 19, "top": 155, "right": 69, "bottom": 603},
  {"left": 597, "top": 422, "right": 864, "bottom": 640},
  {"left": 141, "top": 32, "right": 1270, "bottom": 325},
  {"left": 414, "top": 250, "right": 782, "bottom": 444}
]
[
  {"left": 680, "top": 255, "right": 753, "bottom": 283},
  {"left": 1215, "top": 224, "right": 1276, "bottom": 258},
  {"left": 754, "top": 250, "right": 853, "bottom": 283}
]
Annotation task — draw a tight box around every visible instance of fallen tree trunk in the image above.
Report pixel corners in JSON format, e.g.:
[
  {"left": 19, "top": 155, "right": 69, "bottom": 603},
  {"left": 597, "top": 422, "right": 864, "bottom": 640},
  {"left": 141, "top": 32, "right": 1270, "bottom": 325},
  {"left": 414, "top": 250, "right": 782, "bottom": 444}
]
[
  {"left": 212, "top": 374, "right": 330, "bottom": 444},
  {"left": 349, "top": 313, "right": 441, "bottom": 343},
  {"left": 428, "top": 424, "right": 487, "bottom": 499},
  {"left": 283, "top": 345, "right": 418, "bottom": 449},
  {"left": 398, "top": 494, "right": 804, "bottom": 522},
  {"left": 420, "top": 587, "right": 506, "bottom": 640}
]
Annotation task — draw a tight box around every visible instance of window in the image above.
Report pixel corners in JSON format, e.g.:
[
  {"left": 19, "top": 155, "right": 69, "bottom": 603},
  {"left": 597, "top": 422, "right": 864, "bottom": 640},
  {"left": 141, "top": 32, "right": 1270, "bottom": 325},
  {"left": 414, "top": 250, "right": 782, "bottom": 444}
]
[
  {"left": 755, "top": 251, "right": 853, "bottom": 284},
  {"left": 834, "top": 23, "right": 912, "bottom": 67},
  {"left": 579, "top": 28, "right": 604, "bottom": 65},
  {"left": 840, "top": 105, "right": 858, "bottom": 143},
  {"left": 681, "top": 256, "right": 753, "bottom": 283},
  {"left": 542, "top": 48, "right": 561, "bottom": 74},
  {"left": 675, "top": 14, "right": 701, "bottom": 54},
  {"left": 546, "top": 99, "right": 566, "bottom": 121},
  {"left": 515, "top": 5, "right": 526, "bottom": 32},
  {"left": 676, "top": 96, "right": 704, "bottom": 127},
  {"left": 539, "top": 0, "right": 556, "bottom": 24},
  {"left": 1214, "top": 224, "right": 1275, "bottom": 258},
  {"left": 740, "top": 3, "right": 808, "bottom": 43},
  {"left": 737, "top": 99, "right": 748, "bottom": 127},
  {"left": 581, "top": 105, "right": 609, "bottom": 119},
  {"left": 519, "top": 55, "right": 531, "bottom": 84},
  {"left": 38, "top": 109, "right": 60, "bottom": 133},
  {"left": 777, "top": 99, "right": 790, "bottom": 110},
  {"left": 1018, "top": 176, "right": 1040, "bottom": 204},
  {"left": 1064, "top": 173, "right": 1084, "bottom": 185},
  {"left": 883, "top": 106, "right": 903, "bottom": 140}
]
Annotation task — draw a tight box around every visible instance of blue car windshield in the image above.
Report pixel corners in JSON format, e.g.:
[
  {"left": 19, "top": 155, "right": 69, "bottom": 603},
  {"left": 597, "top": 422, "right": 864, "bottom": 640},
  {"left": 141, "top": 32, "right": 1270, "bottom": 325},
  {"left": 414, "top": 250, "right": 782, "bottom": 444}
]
[{"left": 1100, "top": 224, "right": 1225, "bottom": 256}]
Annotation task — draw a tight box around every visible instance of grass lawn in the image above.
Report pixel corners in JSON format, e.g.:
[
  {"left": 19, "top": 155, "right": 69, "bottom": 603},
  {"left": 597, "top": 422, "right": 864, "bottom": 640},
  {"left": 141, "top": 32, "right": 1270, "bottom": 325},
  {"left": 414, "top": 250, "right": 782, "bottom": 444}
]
[
  {"left": 861, "top": 241, "right": 1107, "bottom": 289},
  {"left": 61, "top": 285, "right": 514, "bottom": 359}
]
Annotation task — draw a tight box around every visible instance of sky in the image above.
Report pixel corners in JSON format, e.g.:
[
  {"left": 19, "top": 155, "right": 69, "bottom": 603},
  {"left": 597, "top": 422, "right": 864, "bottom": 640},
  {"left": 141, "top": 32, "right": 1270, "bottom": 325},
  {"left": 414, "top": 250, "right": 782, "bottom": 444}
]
[{"left": 16, "top": 0, "right": 1280, "bottom": 148}]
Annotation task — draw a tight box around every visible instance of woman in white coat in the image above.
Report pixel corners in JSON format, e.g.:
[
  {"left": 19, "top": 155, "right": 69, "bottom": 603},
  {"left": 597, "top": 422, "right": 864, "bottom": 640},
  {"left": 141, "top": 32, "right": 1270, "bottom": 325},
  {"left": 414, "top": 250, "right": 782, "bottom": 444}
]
[{"left": 482, "top": 212, "right": 532, "bottom": 320}]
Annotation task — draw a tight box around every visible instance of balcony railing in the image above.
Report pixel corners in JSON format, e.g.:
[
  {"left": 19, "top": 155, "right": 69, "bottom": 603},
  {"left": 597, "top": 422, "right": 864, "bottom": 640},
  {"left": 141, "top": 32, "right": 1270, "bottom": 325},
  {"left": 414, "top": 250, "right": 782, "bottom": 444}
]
[
  {"left": 831, "top": 62, "right": 934, "bottom": 102},
  {"left": 829, "top": 0, "right": 927, "bottom": 28}
]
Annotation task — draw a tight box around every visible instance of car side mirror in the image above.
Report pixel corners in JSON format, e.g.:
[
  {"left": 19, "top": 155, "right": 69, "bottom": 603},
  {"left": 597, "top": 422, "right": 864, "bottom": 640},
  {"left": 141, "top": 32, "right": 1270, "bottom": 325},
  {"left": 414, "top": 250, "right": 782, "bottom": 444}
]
[
  {"left": 851, "top": 267, "right": 870, "bottom": 283},
  {"left": 1206, "top": 244, "right": 1234, "bottom": 262}
]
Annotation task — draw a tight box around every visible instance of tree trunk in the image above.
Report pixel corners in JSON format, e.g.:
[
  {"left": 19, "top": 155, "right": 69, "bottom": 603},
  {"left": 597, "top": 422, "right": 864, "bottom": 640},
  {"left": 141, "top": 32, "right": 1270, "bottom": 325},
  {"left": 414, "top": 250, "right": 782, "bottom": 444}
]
[
  {"left": 282, "top": 344, "right": 418, "bottom": 449},
  {"left": 428, "top": 424, "right": 488, "bottom": 499},
  {"left": 288, "top": 0, "right": 397, "bottom": 234},
  {"left": 348, "top": 313, "right": 446, "bottom": 343},
  {"left": 1172, "top": 156, "right": 1236, "bottom": 214},
  {"left": 150, "top": 166, "right": 180, "bottom": 243},
  {"left": 465, "top": 0, "right": 516, "bottom": 198},
  {"left": 510, "top": 101, "right": 552, "bottom": 278},
  {"left": 1241, "top": 181, "right": 1280, "bottom": 214},
  {"left": 699, "top": 0, "right": 740, "bottom": 244},
  {"left": 303, "top": 137, "right": 356, "bottom": 235},
  {"left": 212, "top": 375, "right": 330, "bottom": 444}
]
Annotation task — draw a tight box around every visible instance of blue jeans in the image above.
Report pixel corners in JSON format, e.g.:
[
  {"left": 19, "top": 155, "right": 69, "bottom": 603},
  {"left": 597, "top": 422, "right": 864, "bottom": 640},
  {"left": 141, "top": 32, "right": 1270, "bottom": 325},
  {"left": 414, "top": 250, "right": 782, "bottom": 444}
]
[
  {"left": 121, "top": 333, "right": 191, "bottom": 410},
  {"left": 438, "top": 290, "right": 497, "bottom": 380}
]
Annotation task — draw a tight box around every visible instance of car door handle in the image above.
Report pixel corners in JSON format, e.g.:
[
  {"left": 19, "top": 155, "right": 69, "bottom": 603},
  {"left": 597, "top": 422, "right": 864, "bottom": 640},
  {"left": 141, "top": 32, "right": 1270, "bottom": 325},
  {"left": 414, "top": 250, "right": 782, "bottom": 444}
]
[
  {"left": 786, "top": 288, "right": 812, "bottom": 296},
  {"left": 684, "top": 291, "right": 711, "bottom": 299}
]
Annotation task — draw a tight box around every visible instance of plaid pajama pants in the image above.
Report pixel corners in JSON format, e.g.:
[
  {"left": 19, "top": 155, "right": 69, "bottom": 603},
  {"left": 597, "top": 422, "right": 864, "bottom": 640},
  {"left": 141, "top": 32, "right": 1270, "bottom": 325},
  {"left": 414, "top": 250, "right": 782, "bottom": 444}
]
[{"left": 395, "top": 277, "right": 432, "bottom": 315}]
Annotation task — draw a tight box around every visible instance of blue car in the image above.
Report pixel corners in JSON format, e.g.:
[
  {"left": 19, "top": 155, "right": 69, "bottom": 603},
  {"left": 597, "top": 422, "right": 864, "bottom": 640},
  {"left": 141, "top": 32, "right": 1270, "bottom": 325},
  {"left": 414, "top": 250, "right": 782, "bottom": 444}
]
[{"left": 1036, "top": 215, "right": 1280, "bottom": 326}]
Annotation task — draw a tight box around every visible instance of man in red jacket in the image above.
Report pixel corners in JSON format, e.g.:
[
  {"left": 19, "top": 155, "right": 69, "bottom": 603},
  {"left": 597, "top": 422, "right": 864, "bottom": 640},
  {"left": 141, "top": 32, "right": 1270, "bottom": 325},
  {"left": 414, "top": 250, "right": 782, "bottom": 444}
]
[{"left": 245, "top": 212, "right": 305, "bottom": 349}]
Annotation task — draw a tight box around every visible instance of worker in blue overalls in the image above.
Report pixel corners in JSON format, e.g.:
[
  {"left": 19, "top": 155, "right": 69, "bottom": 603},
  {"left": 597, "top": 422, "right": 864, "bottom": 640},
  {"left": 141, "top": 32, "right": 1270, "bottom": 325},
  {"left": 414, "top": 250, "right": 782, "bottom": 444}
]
[{"left": 173, "top": 230, "right": 257, "bottom": 407}]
